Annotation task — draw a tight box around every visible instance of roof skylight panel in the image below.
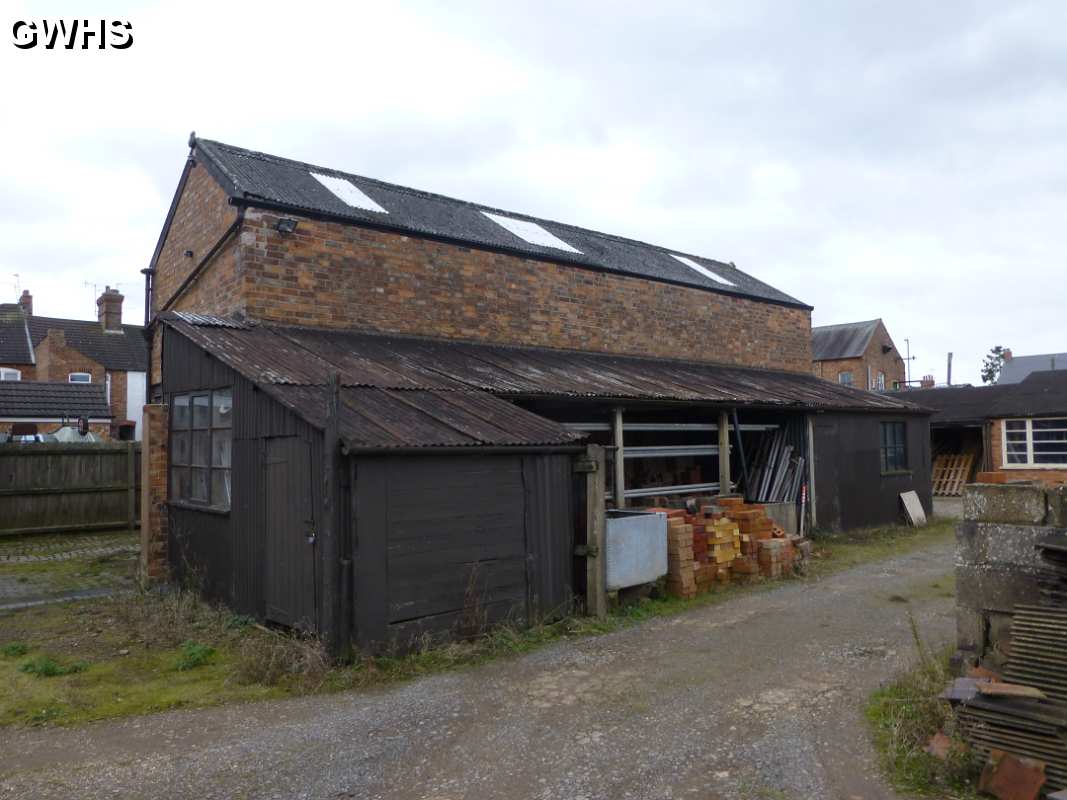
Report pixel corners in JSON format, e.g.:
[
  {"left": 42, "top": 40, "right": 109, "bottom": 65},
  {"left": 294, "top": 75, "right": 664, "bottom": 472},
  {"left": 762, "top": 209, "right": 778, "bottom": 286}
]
[
  {"left": 309, "top": 172, "right": 388, "bottom": 214},
  {"left": 481, "top": 212, "right": 582, "bottom": 254},
  {"left": 670, "top": 254, "right": 736, "bottom": 287}
]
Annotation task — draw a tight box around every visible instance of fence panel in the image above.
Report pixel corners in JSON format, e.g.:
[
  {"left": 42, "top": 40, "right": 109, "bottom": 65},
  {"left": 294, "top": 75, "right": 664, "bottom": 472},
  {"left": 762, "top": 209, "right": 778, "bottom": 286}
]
[{"left": 0, "top": 443, "right": 141, "bottom": 536}]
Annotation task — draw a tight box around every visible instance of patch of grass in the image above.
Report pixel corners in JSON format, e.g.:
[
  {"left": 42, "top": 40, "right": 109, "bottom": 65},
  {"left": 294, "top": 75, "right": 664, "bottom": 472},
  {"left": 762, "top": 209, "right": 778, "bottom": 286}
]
[
  {"left": 1, "top": 642, "right": 29, "bottom": 657},
  {"left": 0, "top": 550, "right": 137, "bottom": 595},
  {"left": 808, "top": 517, "right": 956, "bottom": 578},
  {"left": 865, "top": 617, "right": 982, "bottom": 798},
  {"left": 175, "top": 641, "right": 216, "bottom": 671},
  {"left": 19, "top": 655, "right": 89, "bottom": 678},
  {"left": 0, "top": 520, "right": 954, "bottom": 728}
]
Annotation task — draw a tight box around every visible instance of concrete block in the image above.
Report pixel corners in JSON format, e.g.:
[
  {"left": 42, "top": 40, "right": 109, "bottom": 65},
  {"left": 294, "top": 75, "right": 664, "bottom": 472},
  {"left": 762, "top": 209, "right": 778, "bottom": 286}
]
[
  {"left": 956, "top": 521, "right": 1060, "bottom": 570},
  {"left": 955, "top": 564, "right": 1046, "bottom": 614},
  {"left": 956, "top": 605, "right": 985, "bottom": 653},
  {"left": 963, "top": 483, "right": 1047, "bottom": 525},
  {"left": 1047, "top": 485, "right": 1067, "bottom": 529}
]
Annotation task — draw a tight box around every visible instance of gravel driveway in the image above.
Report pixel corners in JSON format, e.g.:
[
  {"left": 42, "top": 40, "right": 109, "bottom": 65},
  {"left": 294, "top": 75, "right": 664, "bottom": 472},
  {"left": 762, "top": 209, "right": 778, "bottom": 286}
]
[{"left": 0, "top": 538, "right": 955, "bottom": 800}]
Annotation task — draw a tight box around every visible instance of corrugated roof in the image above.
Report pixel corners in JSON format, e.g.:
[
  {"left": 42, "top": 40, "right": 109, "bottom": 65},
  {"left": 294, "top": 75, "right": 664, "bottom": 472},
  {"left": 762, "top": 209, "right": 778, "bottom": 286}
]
[
  {"left": 998, "top": 352, "right": 1067, "bottom": 384},
  {"left": 27, "top": 316, "right": 147, "bottom": 372},
  {"left": 0, "top": 381, "right": 111, "bottom": 420},
  {"left": 0, "top": 304, "right": 34, "bottom": 365},
  {"left": 193, "top": 138, "right": 809, "bottom": 309},
  {"left": 164, "top": 315, "right": 926, "bottom": 415},
  {"left": 811, "top": 319, "right": 881, "bottom": 361},
  {"left": 894, "top": 370, "right": 1067, "bottom": 425}
]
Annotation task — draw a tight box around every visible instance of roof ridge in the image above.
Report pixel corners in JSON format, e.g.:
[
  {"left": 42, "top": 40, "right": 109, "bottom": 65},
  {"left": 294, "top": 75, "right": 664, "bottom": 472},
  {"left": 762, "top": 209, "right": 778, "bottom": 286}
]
[
  {"left": 812, "top": 319, "right": 881, "bottom": 330},
  {"left": 197, "top": 138, "right": 741, "bottom": 272}
]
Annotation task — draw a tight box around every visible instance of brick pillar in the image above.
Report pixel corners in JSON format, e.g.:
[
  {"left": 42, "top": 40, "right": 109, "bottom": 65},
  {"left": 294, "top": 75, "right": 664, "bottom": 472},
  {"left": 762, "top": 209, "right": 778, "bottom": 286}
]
[{"left": 140, "top": 403, "right": 169, "bottom": 582}]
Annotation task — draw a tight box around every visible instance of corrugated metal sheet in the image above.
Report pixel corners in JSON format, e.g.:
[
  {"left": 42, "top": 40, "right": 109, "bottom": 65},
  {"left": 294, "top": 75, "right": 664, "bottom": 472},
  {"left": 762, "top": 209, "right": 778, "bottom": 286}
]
[{"left": 164, "top": 316, "right": 925, "bottom": 415}]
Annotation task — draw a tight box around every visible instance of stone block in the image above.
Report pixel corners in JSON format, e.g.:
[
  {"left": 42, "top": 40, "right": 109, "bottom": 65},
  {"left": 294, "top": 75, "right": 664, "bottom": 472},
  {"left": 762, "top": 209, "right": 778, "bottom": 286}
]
[
  {"left": 956, "top": 521, "right": 1059, "bottom": 570},
  {"left": 1047, "top": 485, "right": 1067, "bottom": 528},
  {"left": 956, "top": 606, "right": 985, "bottom": 653},
  {"left": 963, "top": 483, "right": 1047, "bottom": 525},
  {"left": 955, "top": 564, "right": 1045, "bottom": 614}
]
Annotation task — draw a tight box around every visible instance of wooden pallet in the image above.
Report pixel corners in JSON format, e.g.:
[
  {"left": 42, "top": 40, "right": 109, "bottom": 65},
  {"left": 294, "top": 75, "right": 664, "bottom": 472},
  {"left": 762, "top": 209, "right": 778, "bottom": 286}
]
[{"left": 932, "top": 452, "right": 976, "bottom": 496}]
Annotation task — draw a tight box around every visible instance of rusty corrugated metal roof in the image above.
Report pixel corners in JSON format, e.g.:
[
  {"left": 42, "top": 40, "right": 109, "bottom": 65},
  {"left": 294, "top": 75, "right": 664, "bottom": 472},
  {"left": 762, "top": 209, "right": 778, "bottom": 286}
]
[{"left": 163, "top": 315, "right": 925, "bottom": 415}]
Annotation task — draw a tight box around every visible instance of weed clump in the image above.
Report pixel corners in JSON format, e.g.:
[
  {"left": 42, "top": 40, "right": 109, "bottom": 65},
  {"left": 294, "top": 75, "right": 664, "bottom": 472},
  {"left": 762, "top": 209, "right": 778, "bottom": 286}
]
[
  {"left": 1, "top": 642, "right": 29, "bottom": 658},
  {"left": 19, "top": 655, "right": 88, "bottom": 678},
  {"left": 175, "top": 641, "right": 216, "bottom": 671}
]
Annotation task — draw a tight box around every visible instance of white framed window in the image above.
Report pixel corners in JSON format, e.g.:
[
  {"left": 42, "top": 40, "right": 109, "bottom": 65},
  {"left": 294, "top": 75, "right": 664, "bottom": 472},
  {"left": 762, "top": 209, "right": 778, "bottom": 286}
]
[
  {"left": 838, "top": 371, "right": 853, "bottom": 386},
  {"left": 68, "top": 372, "right": 92, "bottom": 383},
  {"left": 876, "top": 371, "right": 886, "bottom": 391},
  {"left": 0, "top": 368, "right": 20, "bottom": 381},
  {"left": 1004, "top": 418, "right": 1067, "bottom": 468}
]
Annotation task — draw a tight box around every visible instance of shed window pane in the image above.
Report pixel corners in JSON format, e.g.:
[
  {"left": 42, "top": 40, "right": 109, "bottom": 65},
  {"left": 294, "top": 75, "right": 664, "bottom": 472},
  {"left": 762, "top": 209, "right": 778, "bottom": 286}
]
[
  {"left": 212, "top": 429, "right": 231, "bottom": 468},
  {"left": 171, "top": 467, "right": 190, "bottom": 500},
  {"left": 192, "top": 431, "right": 210, "bottom": 466},
  {"left": 212, "top": 469, "right": 231, "bottom": 507},
  {"left": 173, "top": 395, "right": 190, "bottom": 429},
  {"left": 192, "top": 395, "right": 210, "bottom": 428},
  {"left": 838, "top": 371, "right": 853, "bottom": 386},
  {"left": 880, "top": 422, "right": 908, "bottom": 472},
  {"left": 1005, "top": 420, "right": 1026, "bottom": 432},
  {"left": 172, "top": 432, "right": 190, "bottom": 466},
  {"left": 212, "top": 389, "right": 232, "bottom": 428},
  {"left": 191, "top": 468, "right": 209, "bottom": 502}
]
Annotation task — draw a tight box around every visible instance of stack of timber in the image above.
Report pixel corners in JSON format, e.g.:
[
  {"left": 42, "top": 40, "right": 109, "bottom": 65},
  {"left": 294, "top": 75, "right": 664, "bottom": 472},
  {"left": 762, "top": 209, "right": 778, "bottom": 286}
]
[
  {"left": 932, "top": 452, "right": 976, "bottom": 496},
  {"left": 745, "top": 427, "right": 805, "bottom": 504},
  {"left": 651, "top": 496, "right": 812, "bottom": 598}
]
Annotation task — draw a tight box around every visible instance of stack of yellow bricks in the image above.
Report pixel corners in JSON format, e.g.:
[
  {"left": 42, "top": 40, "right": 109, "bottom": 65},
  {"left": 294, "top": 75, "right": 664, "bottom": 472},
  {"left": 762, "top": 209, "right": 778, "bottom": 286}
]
[{"left": 664, "top": 510, "right": 696, "bottom": 598}]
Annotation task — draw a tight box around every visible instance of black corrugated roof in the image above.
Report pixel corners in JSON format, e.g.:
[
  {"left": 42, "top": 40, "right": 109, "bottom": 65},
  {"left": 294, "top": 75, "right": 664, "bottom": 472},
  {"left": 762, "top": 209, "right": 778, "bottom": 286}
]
[
  {"left": 165, "top": 313, "right": 926, "bottom": 415},
  {"left": 0, "top": 304, "right": 34, "bottom": 365},
  {"left": 811, "top": 319, "right": 881, "bottom": 361},
  {"left": 894, "top": 370, "right": 1067, "bottom": 425},
  {"left": 0, "top": 381, "right": 111, "bottom": 419},
  {"left": 27, "top": 316, "right": 147, "bottom": 372},
  {"left": 998, "top": 352, "right": 1067, "bottom": 384},
  {"left": 193, "top": 138, "right": 809, "bottom": 309}
]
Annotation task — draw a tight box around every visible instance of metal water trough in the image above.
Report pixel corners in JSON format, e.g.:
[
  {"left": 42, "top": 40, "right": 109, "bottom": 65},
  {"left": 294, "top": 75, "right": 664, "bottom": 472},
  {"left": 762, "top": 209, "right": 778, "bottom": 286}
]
[{"left": 605, "top": 509, "right": 667, "bottom": 591}]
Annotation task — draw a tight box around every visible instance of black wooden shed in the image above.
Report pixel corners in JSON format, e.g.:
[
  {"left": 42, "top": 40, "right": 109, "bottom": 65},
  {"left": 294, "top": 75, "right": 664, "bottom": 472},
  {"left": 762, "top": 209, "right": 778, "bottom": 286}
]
[{"left": 159, "top": 313, "right": 931, "bottom": 652}]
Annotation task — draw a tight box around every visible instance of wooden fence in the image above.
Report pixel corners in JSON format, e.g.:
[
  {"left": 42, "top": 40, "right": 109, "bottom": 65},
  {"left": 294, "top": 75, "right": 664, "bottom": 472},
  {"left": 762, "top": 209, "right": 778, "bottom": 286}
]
[{"left": 0, "top": 442, "right": 141, "bottom": 537}]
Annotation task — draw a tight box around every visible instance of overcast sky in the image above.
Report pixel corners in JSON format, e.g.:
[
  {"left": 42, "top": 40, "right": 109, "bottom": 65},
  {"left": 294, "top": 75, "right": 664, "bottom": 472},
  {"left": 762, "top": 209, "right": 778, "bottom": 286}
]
[{"left": 3, "top": 1, "right": 1065, "bottom": 385}]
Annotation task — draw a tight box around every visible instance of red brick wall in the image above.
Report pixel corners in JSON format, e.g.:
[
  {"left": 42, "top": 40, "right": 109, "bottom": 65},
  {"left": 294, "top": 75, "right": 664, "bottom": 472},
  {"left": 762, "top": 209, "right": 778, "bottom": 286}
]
[
  {"left": 0, "top": 363, "right": 36, "bottom": 381},
  {"left": 107, "top": 369, "right": 127, "bottom": 421},
  {"left": 813, "top": 356, "right": 863, "bottom": 386},
  {"left": 989, "top": 418, "right": 1067, "bottom": 485},
  {"left": 35, "top": 330, "right": 105, "bottom": 384},
  {"left": 140, "top": 403, "right": 169, "bottom": 581}
]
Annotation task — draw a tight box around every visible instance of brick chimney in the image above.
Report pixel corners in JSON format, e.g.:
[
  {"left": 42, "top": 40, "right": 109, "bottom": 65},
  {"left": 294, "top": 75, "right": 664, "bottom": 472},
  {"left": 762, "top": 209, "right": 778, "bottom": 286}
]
[
  {"left": 18, "top": 290, "right": 32, "bottom": 316},
  {"left": 920, "top": 374, "right": 935, "bottom": 389},
  {"left": 1002, "top": 348, "right": 1013, "bottom": 361},
  {"left": 97, "top": 286, "right": 124, "bottom": 332}
]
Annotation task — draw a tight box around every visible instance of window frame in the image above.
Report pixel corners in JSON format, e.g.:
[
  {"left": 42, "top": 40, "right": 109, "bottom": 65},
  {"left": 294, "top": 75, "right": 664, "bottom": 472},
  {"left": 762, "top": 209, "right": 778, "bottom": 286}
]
[
  {"left": 876, "top": 371, "right": 886, "bottom": 391},
  {"left": 68, "top": 372, "right": 92, "bottom": 383},
  {"left": 879, "top": 420, "right": 909, "bottom": 474},
  {"left": 169, "top": 387, "right": 233, "bottom": 511},
  {"left": 1002, "top": 418, "right": 1067, "bottom": 469},
  {"left": 838, "top": 371, "right": 853, "bottom": 386},
  {"left": 0, "top": 368, "right": 20, "bottom": 381}
]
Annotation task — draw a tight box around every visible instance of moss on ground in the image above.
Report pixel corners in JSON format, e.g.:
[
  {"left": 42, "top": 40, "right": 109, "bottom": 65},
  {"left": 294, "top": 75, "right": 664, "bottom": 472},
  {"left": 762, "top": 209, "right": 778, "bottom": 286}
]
[{"left": 0, "top": 519, "right": 957, "bottom": 728}]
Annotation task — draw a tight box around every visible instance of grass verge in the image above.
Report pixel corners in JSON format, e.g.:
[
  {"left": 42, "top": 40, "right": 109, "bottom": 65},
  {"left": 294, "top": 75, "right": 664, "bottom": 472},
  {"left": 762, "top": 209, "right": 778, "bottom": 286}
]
[
  {"left": 865, "top": 617, "right": 982, "bottom": 798},
  {"left": 0, "top": 518, "right": 957, "bottom": 728}
]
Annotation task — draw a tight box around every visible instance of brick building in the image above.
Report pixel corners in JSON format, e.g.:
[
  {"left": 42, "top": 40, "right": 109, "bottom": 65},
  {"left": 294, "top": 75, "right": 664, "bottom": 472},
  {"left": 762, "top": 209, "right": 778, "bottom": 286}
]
[
  {"left": 811, "top": 318, "right": 906, "bottom": 391},
  {"left": 0, "top": 288, "right": 147, "bottom": 439},
  {"left": 141, "top": 136, "right": 929, "bottom": 647}
]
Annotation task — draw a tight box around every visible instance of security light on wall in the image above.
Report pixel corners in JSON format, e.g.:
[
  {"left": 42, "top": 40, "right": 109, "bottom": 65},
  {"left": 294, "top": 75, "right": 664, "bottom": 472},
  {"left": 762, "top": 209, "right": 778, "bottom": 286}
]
[{"left": 276, "top": 218, "right": 298, "bottom": 235}]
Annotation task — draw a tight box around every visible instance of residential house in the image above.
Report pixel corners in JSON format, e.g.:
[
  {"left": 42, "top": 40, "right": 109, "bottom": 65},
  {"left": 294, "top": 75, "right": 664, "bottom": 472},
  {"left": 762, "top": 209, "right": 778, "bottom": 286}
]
[
  {"left": 997, "top": 349, "right": 1067, "bottom": 384},
  {"left": 0, "top": 289, "right": 147, "bottom": 439},
  {"left": 811, "top": 319, "right": 906, "bottom": 390},
  {"left": 0, "top": 380, "right": 112, "bottom": 440},
  {"left": 141, "top": 136, "right": 931, "bottom": 648},
  {"left": 896, "top": 370, "right": 1067, "bottom": 490}
]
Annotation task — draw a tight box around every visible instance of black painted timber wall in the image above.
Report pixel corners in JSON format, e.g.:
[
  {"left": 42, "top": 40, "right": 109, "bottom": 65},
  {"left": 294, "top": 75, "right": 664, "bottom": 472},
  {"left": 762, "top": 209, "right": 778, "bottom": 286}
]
[{"left": 812, "top": 411, "right": 932, "bottom": 531}]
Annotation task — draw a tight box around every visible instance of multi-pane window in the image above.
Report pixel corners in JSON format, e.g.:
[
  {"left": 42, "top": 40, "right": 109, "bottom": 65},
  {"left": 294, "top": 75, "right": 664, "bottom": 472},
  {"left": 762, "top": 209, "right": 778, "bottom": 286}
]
[
  {"left": 838, "top": 371, "right": 853, "bottom": 386},
  {"left": 876, "top": 371, "right": 886, "bottom": 391},
  {"left": 170, "top": 388, "right": 232, "bottom": 509},
  {"left": 68, "top": 372, "right": 92, "bottom": 383},
  {"left": 880, "top": 421, "right": 908, "bottom": 473},
  {"left": 0, "top": 368, "right": 20, "bottom": 381},
  {"left": 1005, "top": 418, "right": 1067, "bottom": 467}
]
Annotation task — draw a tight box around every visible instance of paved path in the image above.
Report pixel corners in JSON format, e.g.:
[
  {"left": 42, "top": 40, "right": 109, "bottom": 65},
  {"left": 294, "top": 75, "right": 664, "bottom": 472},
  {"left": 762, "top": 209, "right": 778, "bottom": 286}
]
[{"left": 0, "top": 539, "right": 956, "bottom": 800}]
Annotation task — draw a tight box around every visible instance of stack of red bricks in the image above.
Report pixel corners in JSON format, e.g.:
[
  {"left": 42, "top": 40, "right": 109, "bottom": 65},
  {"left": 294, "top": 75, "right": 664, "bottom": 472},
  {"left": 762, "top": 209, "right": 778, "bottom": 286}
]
[{"left": 652, "top": 496, "right": 811, "bottom": 597}]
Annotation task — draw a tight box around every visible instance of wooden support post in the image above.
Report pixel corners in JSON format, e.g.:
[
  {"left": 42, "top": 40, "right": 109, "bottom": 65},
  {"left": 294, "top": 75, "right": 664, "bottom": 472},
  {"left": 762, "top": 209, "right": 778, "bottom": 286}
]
[
  {"left": 126, "top": 442, "right": 136, "bottom": 534},
  {"left": 806, "top": 415, "right": 817, "bottom": 529},
  {"left": 584, "top": 444, "right": 608, "bottom": 619},
  {"left": 718, "top": 410, "right": 731, "bottom": 494},
  {"left": 321, "top": 373, "right": 347, "bottom": 660},
  {"left": 612, "top": 407, "right": 625, "bottom": 507}
]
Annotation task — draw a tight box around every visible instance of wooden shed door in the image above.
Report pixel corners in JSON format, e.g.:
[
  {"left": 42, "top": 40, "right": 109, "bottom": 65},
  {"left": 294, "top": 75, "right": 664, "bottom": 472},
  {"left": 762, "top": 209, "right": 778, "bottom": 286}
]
[{"left": 264, "top": 437, "right": 317, "bottom": 629}]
